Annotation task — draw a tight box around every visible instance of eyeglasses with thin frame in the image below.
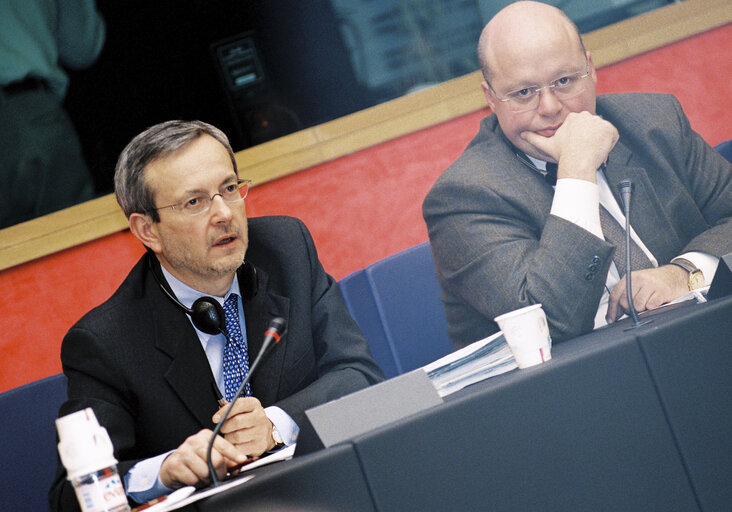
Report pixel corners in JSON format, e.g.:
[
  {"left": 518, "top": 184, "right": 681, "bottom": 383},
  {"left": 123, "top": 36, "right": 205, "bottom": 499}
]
[
  {"left": 487, "top": 61, "right": 591, "bottom": 112},
  {"left": 149, "top": 178, "right": 252, "bottom": 217}
]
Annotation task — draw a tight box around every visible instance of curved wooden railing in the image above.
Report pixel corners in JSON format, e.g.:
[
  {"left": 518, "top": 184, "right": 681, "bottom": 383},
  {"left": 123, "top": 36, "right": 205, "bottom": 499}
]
[{"left": 1, "top": 0, "right": 729, "bottom": 272}]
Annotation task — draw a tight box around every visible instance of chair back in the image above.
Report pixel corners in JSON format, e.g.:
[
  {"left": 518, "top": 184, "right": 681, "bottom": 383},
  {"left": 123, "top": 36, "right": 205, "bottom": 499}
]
[
  {"left": 339, "top": 242, "right": 452, "bottom": 378},
  {"left": 715, "top": 138, "right": 732, "bottom": 163},
  {"left": 0, "top": 374, "right": 67, "bottom": 512}
]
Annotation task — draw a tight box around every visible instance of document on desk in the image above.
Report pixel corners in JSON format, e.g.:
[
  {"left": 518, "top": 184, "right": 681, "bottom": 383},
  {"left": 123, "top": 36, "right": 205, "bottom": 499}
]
[
  {"left": 634, "top": 287, "right": 708, "bottom": 320},
  {"left": 145, "top": 445, "right": 296, "bottom": 511},
  {"left": 423, "top": 332, "right": 517, "bottom": 397},
  {"left": 668, "top": 286, "right": 708, "bottom": 305}
]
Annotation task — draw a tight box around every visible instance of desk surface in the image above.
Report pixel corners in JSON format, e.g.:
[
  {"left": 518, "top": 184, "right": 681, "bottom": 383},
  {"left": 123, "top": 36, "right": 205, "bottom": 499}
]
[{"left": 190, "top": 295, "right": 732, "bottom": 512}]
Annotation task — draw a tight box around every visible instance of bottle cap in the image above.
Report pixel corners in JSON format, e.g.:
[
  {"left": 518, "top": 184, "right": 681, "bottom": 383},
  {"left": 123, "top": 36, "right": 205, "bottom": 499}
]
[{"left": 56, "top": 408, "right": 118, "bottom": 480}]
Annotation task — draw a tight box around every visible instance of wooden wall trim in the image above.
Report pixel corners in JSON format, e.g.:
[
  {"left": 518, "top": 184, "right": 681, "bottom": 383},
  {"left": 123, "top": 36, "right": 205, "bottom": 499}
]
[{"left": 1, "top": 0, "right": 729, "bottom": 272}]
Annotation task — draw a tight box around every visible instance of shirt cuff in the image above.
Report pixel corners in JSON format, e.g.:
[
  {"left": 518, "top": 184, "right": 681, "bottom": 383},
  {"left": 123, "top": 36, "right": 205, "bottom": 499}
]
[
  {"left": 265, "top": 406, "right": 299, "bottom": 446},
  {"left": 673, "top": 251, "right": 719, "bottom": 287},
  {"left": 550, "top": 178, "right": 603, "bottom": 239},
  {"left": 124, "top": 451, "right": 175, "bottom": 504}
]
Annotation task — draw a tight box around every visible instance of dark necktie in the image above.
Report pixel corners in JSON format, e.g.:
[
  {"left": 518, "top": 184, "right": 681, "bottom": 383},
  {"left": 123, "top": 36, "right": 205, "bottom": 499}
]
[
  {"left": 545, "top": 162, "right": 652, "bottom": 277},
  {"left": 544, "top": 161, "right": 558, "bottom": 186},
  {"left": 222, "top": 293, "right": 252, "bottom": 401}
]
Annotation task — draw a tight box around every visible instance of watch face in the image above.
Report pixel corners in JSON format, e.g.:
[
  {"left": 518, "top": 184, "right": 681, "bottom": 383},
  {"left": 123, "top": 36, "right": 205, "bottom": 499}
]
[
  {"left": 690, "top": 270, "right": 704, "bottom": 290},
  {"left": 272, "top": 427, "right": 283, "bottom": 445}
]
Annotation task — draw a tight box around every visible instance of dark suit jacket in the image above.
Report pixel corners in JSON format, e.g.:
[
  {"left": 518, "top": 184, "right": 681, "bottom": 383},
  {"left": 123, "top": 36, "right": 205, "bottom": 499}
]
[
  {"left": 423, "top": 93, "right": 732, "bottom": 347},
  {"left": 50, "top": 215, "right": 384, "bottom": 510}
]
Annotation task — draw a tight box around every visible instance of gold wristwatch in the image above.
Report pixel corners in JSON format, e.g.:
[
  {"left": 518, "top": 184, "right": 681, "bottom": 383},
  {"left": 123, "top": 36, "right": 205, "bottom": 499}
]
[
  {"left": 670, "top": 258, "right": 704, "bottom": 290},
  {"left": 271, "top": 424, "right": 285, "bottom": 449}
]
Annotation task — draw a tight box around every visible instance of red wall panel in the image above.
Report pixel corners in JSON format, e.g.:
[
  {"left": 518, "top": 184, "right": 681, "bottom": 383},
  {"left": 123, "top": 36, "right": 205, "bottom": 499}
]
[
  {"left": 595, "top": 25, "right": 731, "bottom": 146},
  {"left": 1, "top": 24, "right": 730, "bottom": 392}
]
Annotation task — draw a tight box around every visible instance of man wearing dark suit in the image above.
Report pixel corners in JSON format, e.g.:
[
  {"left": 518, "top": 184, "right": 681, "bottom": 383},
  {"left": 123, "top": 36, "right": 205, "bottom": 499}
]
[
  {"left": 50, "top": 120, "right": 383, "bottom": 510},
  {"left": 423, "top": 1, "right": 732, "bottom": 347}
]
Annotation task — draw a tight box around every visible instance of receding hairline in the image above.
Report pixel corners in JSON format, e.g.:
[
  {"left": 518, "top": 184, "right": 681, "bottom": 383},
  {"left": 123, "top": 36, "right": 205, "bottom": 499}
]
[
  {"left": 114, "top": 120, "right": 238, "bottom": 219},
  {"left": 477, "top": 2, "right": 585, "bottom": 81}
]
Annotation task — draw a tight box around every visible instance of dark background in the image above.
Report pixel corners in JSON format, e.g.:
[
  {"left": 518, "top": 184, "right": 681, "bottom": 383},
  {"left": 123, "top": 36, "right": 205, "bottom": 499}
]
[
  {"left": 65, "top": 0, "right": 376, "bottom": 195},
  {"left": 63, "top": 0, "right": 669, "bottom": 197}
]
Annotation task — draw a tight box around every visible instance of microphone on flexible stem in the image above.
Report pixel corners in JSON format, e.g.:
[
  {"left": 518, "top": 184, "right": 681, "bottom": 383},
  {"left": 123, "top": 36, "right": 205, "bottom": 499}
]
[
  {"left": 617, "top": 179, "right": 651, "bottom": 329},
  {"left": 206, "top": 317, "right": 286, "bottom": 486}
]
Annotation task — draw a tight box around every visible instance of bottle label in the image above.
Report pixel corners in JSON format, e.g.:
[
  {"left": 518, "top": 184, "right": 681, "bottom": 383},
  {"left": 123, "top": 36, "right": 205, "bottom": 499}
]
[{"left": 73, "top": 467, "right": 130, "bottom": 512}]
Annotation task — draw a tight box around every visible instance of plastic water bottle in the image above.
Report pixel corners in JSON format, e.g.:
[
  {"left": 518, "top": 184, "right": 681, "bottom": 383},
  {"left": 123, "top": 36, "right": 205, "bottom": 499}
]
[{"left": 56, "top": 408, "right": 131, "bottom": 512}]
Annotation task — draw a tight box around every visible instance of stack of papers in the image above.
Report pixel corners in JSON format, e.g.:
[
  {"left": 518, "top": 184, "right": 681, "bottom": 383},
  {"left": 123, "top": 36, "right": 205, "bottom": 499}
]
[{"left": 423, "top": 332, "right": 517, "bottom": 397}]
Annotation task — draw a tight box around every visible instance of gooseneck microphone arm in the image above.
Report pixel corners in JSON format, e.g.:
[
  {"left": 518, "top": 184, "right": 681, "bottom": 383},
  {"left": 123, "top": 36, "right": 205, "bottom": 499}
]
[
  {"left": 206, "top": 317, "right": 286, "bottom": 487},
  {"left": 617, "top": 179, "right": 646, "bottom": 328}
]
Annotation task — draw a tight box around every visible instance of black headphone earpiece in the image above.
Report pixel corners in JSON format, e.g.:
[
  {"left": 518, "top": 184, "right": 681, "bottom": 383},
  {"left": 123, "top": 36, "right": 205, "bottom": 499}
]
[
  {"left": 239, "top": 260, "right": 258, "bottom": 301},
  {"left": 189, "top": 296, "right": 226, "bottom": 335},
  {"left": 147, "top": 254, "right": 258, "bottom": 335}
]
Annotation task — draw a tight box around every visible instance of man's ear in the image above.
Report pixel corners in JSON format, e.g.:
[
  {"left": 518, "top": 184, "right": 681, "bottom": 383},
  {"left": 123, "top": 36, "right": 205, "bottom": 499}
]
[
  {"left": 129, "top": 213, "right": 161, "bottom": 254},
  {"left": 481, "top": 81, "right": 496, "bottom": 111},
  {"left": 586, "top": 50, "right": 598, "bottom": 87}
]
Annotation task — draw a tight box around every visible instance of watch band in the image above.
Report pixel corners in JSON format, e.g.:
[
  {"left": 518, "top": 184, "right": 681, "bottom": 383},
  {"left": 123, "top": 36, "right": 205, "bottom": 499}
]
[{"left": 669, "top": 258, "right": 704, "bottom": 290}]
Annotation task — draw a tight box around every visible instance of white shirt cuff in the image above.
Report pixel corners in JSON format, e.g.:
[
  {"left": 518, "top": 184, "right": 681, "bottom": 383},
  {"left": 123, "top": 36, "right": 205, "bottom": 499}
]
[
  {"left": 550, "top": 178, "right": 603, "bottom": 239},
  {"left": 124, "top": 450, "right": 175, "bottom": 503},
  {"left": 265, "top": 405, "right": 299, "bottom": 446},
  {"left": 674, "top": 251, "right": 719, "bottom": 287}
]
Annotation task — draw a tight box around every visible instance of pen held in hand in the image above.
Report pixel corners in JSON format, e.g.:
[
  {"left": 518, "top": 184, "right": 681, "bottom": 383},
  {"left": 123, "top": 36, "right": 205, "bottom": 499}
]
[{"left": 211, "top": 380, "right": 227, "bottom": 409}]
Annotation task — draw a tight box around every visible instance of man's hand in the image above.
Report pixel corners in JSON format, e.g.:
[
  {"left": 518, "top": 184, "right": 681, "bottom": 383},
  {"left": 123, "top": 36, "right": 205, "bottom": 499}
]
[
  {"left": 606, "top": 265, "right": 689, "bottom": 323},
  {"left": 159, "top": 429, "right": 248, "bottom": 489},
  {"left": 212, "top": 397, "right": 276, "bottom": 457},
  {"left": 521, "top": 111, "right": 619, "bottom": 182}
]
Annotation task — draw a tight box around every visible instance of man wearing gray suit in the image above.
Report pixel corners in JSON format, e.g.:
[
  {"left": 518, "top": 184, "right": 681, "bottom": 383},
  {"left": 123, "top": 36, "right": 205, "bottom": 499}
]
[{"left": 423, "top": 1, "right": 732, "bottom": 347}]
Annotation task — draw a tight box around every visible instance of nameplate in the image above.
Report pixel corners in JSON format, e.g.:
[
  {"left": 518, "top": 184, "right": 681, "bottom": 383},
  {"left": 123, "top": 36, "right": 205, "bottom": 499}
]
[{"left": 294, "top": 369, "right": 443, "bottom": 456}]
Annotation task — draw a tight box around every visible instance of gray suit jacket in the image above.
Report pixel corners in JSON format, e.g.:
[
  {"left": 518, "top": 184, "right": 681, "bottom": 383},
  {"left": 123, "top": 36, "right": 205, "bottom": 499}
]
[
  {"left": 423, "top": 93, "right": 732, "bottom": 347},
  {"left": 50, "top": 215, "right": 384, "bottom": 510}
]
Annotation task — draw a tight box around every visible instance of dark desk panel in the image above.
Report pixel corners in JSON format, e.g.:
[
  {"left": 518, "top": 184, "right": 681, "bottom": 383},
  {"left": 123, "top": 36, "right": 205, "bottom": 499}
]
[
  {"left": 192, "top": 444, "right": 376, "bottom": 512},
  {"left": 352, "top": 323, "right": 698, "bottom": 511},
  {"left": 186, "top": 298, "right": 730, "bottom": 511},
  {"left": 637, "top": 296, "right": 732, "bottom": 512}
]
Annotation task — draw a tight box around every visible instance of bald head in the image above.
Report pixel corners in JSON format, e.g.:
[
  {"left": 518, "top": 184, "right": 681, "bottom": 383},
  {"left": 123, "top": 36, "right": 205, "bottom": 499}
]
[
  {"left": 477, "top": 1, "right": 585, "bottom": 82},
  {"left": 475, "top": 1, "right": 597, "bottom": 160}
]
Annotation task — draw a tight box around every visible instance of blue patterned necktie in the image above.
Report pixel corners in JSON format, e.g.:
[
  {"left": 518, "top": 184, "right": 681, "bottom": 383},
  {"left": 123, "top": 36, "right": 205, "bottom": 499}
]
[{"left": 222, "top": 293, "right": 252, "bottom": 400}]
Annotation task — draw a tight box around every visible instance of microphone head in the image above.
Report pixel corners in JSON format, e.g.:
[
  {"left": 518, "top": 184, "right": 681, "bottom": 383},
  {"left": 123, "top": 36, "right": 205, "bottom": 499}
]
[
  {"left": 617, "top": 179, "right": 633, "bottom": 193},
  {"left": 617, "top": 179, "right": 633, "bottom": 211},
  {"left": 266, "top": 317, "right": 286, "bottom": 342}
]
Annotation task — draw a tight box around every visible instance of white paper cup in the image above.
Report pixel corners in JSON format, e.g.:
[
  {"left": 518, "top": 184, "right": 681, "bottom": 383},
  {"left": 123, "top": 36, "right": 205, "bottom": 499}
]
[{"left": 495, "top": 304, "right": 552, "bottom": 369}]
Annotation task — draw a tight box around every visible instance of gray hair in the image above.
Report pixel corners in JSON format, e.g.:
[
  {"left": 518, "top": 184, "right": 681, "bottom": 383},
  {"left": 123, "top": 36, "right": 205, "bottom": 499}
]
[{"left": 114, "top": 120, "right": 238, "bottom": 221}]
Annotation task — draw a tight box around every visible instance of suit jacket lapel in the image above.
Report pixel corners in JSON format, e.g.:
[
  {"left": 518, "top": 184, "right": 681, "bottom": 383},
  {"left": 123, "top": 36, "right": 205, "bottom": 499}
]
[
  {"left": 148, "top": 272, "right": 220, "bottom": 429},
  {"left": 146, "top": 258, "right": 291, "bottom": 421},
  {"left": 241, "top": 264, "right": 290, "bottom": 406},
  {"left": 604, "top": 141, "right": 683, "bottom": 264}
]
